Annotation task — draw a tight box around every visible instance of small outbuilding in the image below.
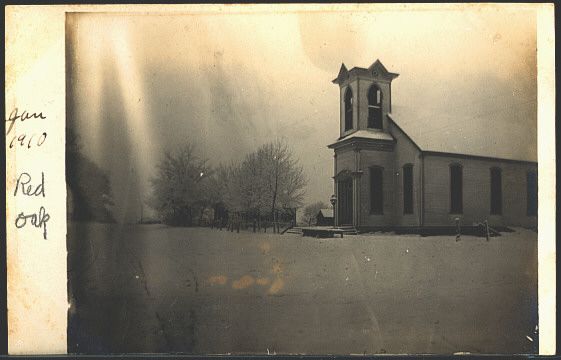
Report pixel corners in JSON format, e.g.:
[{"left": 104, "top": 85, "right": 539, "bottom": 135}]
[{"left": 316, "top": 208, "right": 334, "bottom": 226}]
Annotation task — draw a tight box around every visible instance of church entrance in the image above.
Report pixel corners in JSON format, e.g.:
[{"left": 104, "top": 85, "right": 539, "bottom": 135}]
[{"left": 338, "top": 178, "right": 353, "bottom": 225}]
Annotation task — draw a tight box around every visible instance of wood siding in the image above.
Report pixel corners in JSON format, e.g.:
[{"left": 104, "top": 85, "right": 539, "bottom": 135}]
[
  {"left": 423, "top": 155, "right": 537, "bottom": 227},
  {"left": 388, "top": 120, "right": 422, "bottom": 226}
]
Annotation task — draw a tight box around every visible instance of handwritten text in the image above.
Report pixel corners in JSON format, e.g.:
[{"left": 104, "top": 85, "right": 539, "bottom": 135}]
[
  {"left": 14, "top": 172, "right": 45, "bottom": 197},
  {"left": 13, "top": 172, "right": 50, "bottom": 239},
  {"left": 6, "top": 108, "right": 47, "bottom": 149},
  {"left": 6, "top": 107, "right": 46, "bottom": 135},
  {"left": 15, "top": 206, "right": 50, "bottom": 240}
]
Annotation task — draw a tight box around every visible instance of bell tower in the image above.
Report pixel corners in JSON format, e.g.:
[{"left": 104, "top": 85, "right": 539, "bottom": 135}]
[{"left": 332, "top": 59, "right": 399, "bottom": 138}]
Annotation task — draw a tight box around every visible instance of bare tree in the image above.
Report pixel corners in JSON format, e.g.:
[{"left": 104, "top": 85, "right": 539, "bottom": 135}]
[
  {"left": 215, "top": 140, "right": 307, "bottom": 231},
  {"left": 254, "top": 140, "right": 307, "bottom": 227},
  {"left": 148, "top": 143, "right": 211, "bottom": 226},
  {"left": 66, "top": 121, "right": 115, "bottom": 223}
]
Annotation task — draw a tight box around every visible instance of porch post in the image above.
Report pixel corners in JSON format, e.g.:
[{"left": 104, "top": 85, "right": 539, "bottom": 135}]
[
  {"left": 334, "top": 153, "right": 338, "bottom": 226},
  {"left": 353, "top": 176, "right": 359, "bottom": 228},
  {"left": 353, "top": 149, "right": 361, "bottom": 228}
]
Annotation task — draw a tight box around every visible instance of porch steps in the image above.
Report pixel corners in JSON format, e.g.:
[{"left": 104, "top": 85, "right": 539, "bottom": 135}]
[
  {"left": 284, "top": 226, "right": 358, "bottom": 236},
  {"left": 337, "top": 226, "right": 359, "bottom": 235},
  {"left": 297, "top": 226, "right": 359, "bottom": 238},
  {"left": 285, "top": 227, "right": 303, "bottom": 235}
]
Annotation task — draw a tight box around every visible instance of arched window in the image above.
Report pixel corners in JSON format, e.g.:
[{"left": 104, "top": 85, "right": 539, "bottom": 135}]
[
  {"left": 367, "top": 84, "right": 383, "bottom": 129},
  {"left": 370, "top": 166, "right": 384, "bottom": 214},
  {"left": 450, "top": 164, "right": 463, "bottom": 214},
  {"left": 490, "top": 167, "right": 502, "bottom": 215},
  {"left": 403, "top": 164, "right": 414, "bottom": 214},
  {"left": 527, "top": 170, "right": 537, "bottom": 216},
  {"left": 344, "top": 87, "right": 353, "bottom": 131}
]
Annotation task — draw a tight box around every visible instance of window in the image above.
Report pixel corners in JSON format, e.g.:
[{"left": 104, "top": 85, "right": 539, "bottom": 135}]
[
  {"left": 367, "top": 85, "right": 383, "bottom": 129},
  {"left": 403, "top": 164, "right": 414, "bottom": 214},
  {"left": 450, "top": 164, "right": 463, "bottom": 213},
  {"left": 490, "top": 167, "right": 502, "bottom": 215},
  {"left": 344, "top": 87, "right": 353, "bottom": 131},
  {"left": 527, "top": 171, "right": 537, "bottom": 216},
  {"left": 370, "top": 167, "right": 383, "bottom": 214}
]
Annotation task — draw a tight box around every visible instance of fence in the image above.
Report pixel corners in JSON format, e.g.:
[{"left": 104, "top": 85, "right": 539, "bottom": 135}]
[{"left": 210, "top": 208, "right": 297, "bottom": 234}]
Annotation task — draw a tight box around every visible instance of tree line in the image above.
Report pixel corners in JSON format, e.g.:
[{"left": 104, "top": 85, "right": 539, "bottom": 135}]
[
  {"left": 148, "top": 140, "right": 307, "bottom": 229},
  {"left": 66, "top": 121, "right": 115, "bottom": 223}
]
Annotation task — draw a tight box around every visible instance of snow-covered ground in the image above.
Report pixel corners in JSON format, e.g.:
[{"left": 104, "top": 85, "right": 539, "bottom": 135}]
[{"left": 68, "top": 223, "right": 537, "bottom": 354}]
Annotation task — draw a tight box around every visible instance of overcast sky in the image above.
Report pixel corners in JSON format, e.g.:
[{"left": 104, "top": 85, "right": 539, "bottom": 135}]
[{"left": 66, "top": 6, "right": 537, "bottom": 223}]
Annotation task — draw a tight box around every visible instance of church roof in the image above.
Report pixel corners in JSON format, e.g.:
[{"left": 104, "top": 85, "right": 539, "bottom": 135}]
[
  {"left": 330, "top": 59, "right": 536, "bottom": 164},
  {"left": 388, "top": 109, "right": 537, "bottom": 164},
  {"left": 327, "top": 129, "right": 395, "bottom": 148}
]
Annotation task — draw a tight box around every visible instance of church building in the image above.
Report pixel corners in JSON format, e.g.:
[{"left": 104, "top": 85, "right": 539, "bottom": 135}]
[{"left": 328, "top": 60, "right": 538, "bottom": 230}]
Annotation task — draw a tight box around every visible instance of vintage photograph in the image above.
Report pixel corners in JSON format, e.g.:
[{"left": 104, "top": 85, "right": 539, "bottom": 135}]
[{"left": 65, "top": 7, "right": 539, "bottom": 354}]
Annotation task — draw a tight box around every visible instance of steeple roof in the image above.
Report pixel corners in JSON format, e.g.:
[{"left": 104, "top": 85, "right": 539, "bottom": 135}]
[
  {"left": 332, "top": 63, "right": 349, "bottom": 84},
  {"left": 332, "top": 59, "right": 399, "bottom": 84}
]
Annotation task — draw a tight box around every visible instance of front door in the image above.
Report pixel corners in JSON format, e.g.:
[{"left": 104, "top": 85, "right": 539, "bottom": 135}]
[{"left": 338, "top": 178, "right": 353, "bottom": 225}]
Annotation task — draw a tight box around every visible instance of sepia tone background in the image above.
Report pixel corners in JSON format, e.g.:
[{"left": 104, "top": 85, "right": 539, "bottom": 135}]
[
  {"left": 5, "top": 4, "right": 556, "bottom": 355},
  {"left": 66, "top": 8, "right": 537, "bottom": 223},
  {"left": 64, "top": 6, "right": 545, "bottom": 355}
]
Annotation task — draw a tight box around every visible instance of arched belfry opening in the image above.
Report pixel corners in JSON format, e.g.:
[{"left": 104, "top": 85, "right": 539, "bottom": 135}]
[
  {"left": 367, "top": 84, "right": 383, "bottom": 129},
  {"left": 344, "top": 87, "right": 353, "bottom": 131},
  {"left": 332, "top": 60, "right": 399, "bottom": 137}
]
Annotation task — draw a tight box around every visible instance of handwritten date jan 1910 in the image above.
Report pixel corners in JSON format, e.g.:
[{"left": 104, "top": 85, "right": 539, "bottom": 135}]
[
  {"left": 5, "top": 108, "right": 47, "bottom": 149},
  {"left": 6, "top": 107, "right": 46, "bottom": 135}
]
